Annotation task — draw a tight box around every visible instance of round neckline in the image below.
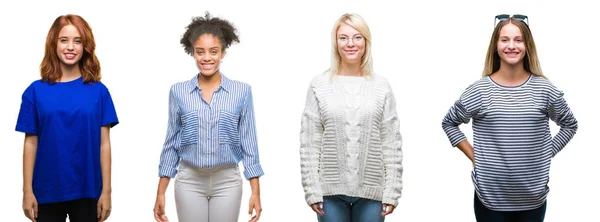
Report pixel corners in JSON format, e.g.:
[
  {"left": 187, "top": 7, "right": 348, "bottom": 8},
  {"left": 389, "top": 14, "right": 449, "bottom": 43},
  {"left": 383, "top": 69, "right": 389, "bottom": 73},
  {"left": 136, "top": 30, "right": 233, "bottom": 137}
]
[
  {"left": 332, "top": 74, "right": 368, "bottom": 82},
  {"left": 57, "top": 76, "right": 83, "bottom": 84},
  {"left": 488, "top": 74, "right": 532, "bottom": 89}
]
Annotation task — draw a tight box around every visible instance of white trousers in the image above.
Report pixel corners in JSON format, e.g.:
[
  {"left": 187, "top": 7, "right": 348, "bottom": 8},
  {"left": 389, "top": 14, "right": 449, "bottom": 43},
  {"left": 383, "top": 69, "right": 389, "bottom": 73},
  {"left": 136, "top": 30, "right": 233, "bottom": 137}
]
[{"left": 174, "top": 161, "right": 243, "bottom": 222}]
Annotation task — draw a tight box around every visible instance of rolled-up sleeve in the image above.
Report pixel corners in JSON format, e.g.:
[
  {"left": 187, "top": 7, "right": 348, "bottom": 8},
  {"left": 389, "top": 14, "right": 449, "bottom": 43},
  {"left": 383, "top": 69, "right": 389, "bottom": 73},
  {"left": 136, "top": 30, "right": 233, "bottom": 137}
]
[
  {"left": 158, "top": 86, "right": 182, "bottom": 178},
  {"left": 238, "top": 86, "right": 264, "bottom": 179}
]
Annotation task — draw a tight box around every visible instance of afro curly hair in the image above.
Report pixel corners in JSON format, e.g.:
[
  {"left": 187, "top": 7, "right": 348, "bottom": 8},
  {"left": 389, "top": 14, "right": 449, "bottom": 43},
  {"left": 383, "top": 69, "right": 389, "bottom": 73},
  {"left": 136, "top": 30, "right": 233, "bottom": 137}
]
[{"left": 180, "top": 11, "right": 240, "bottom": 56}]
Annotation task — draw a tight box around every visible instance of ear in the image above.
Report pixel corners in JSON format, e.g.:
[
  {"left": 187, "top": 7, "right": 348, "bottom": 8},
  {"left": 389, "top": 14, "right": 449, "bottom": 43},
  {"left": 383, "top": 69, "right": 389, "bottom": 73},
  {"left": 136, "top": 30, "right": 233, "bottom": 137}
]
[{"left": 221, "top": 49, "right": 227, "bottom": 59}]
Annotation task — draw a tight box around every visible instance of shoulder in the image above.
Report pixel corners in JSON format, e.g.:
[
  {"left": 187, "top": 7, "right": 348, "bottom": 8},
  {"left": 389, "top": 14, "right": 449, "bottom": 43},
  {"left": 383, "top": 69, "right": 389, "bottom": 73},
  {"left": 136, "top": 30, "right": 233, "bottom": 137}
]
[
  {"left": 169, "top": 78, "right": 193, "bottom": 93},
  {"left": 370, "top": 73, "right": 391, "bottom": 86},
  {"left": 89, "top": 81, "right": 109, "bottom": 91},
  {"left": 461, "top": 77, "right": 490, "bottom": 95},
  {"left": 310, "top": 71, "right": 331, "bottom": 85},
  {"left": 227, "top": 78, "right": 252, "bottom": 92},
  {"left": 529, "top": 75, "right": 561, "bottom": 91},
  {"left": 529, "top": 75, "right": 564, "bottom": 98},
  {"left": 26, "top": 79, "right": 46, "bottom": 89},
  {"left": 21, "top": 79, "right": 46, "bottom": 96}
]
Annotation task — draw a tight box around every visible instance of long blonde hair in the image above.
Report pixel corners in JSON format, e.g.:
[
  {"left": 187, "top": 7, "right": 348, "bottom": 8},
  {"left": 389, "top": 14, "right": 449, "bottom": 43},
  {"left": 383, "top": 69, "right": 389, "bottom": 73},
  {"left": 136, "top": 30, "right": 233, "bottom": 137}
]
[
  {"left": 328, "top": 13, "right": 373, "bottom": 77},
  {"left": 482, "top": 17, "right": 545, "bottom": 78}
]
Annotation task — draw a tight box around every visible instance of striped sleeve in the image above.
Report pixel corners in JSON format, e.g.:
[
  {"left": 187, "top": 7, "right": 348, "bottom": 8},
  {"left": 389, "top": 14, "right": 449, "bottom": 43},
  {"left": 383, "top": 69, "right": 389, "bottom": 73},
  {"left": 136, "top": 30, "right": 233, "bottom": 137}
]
[
  {"left": 238, "top": 86, "right": 264, "bottom": 179},
  {"left": 300, "top": 82, "right": 324, "bottom": 206},
  {"left": 158, "top": 86, "right": 182, "bottom": 178},
  {"left": 547, "top": 91, "right": 578, "bottom": 157},
  {"left": 442, "top": 85, "right": 481, "bottom": 146},
  {"left": 381, "top": 85, "right": 403, "bottom": 207}
]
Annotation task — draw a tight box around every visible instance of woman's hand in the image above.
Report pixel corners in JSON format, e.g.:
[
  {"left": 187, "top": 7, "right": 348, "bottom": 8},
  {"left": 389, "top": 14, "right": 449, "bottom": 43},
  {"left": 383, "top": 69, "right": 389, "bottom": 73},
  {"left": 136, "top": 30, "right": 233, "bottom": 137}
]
[
  {"left": 310, "top": 202, "right": 324, "bottom": 215},
  {"left": 382, "top": 203, "right": 395, "bottom": 216},
  {"left": 248, "top": 194, "right": 262, "bottom": 222},
  {"left": 97, "top": 192, "right": 112, "bottom": 221},
  {"left": 153, "top": 194, "right": 169, "bottom": 222},
  {"left": 22, "top": 191, "right": 38, "bottom": 221}
]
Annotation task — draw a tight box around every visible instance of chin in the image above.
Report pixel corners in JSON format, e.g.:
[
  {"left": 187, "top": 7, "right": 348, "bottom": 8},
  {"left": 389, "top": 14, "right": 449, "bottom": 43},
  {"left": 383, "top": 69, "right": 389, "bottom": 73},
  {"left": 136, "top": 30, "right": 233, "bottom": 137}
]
[{"left": 200, "top": 70, "right": 218, "bottom": 76}]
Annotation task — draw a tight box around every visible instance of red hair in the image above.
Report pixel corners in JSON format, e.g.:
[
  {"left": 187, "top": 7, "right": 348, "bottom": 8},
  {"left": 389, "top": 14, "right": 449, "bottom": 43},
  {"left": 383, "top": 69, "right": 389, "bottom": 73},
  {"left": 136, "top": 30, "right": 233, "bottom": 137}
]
[{"left": 40, "top": 14, "right": 101, "bottom": 83}]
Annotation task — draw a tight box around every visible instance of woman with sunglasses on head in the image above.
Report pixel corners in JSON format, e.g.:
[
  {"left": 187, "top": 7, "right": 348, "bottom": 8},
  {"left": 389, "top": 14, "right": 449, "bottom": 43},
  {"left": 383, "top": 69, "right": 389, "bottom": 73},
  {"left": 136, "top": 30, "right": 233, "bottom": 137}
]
[
  {"left": 300, "top": 13, "right": 403, "bottom": 222},
  {"left": 16, "top": 14, "right": 119, "bottom": 222},
  {"left": 153, "top": 12, "right": 264, "bottom": 222},
  {"left": 442, "top": 14, "right": 578, "bottom": 222}
]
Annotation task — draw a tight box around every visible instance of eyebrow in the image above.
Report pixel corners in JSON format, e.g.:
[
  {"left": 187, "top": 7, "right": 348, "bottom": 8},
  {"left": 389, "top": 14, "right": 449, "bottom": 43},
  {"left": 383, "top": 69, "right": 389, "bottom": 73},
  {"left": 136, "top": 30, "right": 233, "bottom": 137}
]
[
  {"left": 195, "top": 47, "right": 220, "bottom": 50},
  {"left": 338, "top": 33, "right": 362, "bottom": 37}
]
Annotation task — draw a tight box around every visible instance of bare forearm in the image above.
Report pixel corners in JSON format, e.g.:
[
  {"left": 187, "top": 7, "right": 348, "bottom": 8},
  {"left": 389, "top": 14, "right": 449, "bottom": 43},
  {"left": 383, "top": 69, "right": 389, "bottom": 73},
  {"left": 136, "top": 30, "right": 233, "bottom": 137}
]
[
  {"left": 456, "top": 140, "right": 474, "bottom": 163},
  {"left": 100, "top": 143, "right": 111, "bottom": 194},
  {"left": 249, "top": 177, "right": 260, "bottom": 196},
  {"left": 23, "top": 134, "right": 38, "bottom": 193},
  {"left": 100, "top": 126, "right": 112, "bottom": 194},
  {"left": 156, "top": 177, "right": 171, "bottom": 196}
]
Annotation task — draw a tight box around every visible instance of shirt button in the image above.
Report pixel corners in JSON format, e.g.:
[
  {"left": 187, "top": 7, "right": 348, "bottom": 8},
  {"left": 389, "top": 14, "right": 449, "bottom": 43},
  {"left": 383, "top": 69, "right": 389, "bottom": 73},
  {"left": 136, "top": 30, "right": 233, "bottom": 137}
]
[{"left": 207, "top": 152, "right": 211, "bottom": 155}]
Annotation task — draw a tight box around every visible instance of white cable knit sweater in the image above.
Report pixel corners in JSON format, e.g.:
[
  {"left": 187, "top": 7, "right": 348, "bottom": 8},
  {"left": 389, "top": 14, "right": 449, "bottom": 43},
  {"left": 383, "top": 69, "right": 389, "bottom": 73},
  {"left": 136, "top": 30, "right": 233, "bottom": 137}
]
[{"left": 300, "top": 72, "right": 403, "bottom": 207}]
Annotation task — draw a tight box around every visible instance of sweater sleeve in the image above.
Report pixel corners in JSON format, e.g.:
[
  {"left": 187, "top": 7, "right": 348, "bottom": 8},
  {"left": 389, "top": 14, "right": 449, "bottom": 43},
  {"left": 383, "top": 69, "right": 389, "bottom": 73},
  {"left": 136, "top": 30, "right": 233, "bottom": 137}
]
[
  {"left": 299, "top": 82, "right": 324, "bottom": 206},
  {"left": 441, "top": 85, "right": 481, "bottom": 147},
  {"left": 547, "top": 90, "right": 578, "bottom": 157},
  {"left": 381, "top": 86, "right": 403, "bottom": 207}
]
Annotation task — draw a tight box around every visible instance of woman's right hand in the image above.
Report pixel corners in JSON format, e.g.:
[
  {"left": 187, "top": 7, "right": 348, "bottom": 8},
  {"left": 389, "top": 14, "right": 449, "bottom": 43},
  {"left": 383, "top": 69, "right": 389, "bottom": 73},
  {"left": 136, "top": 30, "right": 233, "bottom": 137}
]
[
  {"left": 22, "top": 192, "right": 38, "bottom": 222},
  {"left": 153, "top": 194, "right": 169, "bottom": 222},
  {"left": 310, "top": 202, "right": 324, "bottom": 215}
]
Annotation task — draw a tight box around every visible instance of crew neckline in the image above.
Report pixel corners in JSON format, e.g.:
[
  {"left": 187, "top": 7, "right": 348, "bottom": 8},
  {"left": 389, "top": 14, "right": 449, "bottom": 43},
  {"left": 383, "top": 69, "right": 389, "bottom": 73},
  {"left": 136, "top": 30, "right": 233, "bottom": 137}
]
[{"left": 488, "top": 74, "right": 532, "bottom": 89}]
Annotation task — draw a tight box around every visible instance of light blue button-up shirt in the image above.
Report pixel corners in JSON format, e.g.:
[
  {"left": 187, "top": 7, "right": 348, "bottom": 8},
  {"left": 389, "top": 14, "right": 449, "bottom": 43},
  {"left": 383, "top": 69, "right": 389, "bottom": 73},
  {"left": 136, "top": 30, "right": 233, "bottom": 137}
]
[{"left": 158, "top": 74, "right": 264, "bottom": 180}]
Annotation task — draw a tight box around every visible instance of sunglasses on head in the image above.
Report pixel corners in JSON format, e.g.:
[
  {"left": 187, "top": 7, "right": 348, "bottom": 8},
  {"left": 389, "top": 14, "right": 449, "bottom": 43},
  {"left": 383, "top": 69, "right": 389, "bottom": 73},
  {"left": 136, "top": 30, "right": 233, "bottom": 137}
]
[{"left": 495, "top": 14, "right": 529, "bottom": 27}]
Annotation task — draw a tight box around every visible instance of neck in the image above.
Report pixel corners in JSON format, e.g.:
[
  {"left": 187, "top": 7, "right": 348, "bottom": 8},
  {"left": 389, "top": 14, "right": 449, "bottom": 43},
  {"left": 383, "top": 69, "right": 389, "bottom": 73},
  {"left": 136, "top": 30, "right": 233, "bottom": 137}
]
[
  {"left": 59, "top": 63, "right": 82, "bottom": 82},
  {"left": 338, "top": 61, "right": 361, "bottom": 76},
  {"left": 491, "top": 62, "right": 530, "bottom": 86},
  {"left": 496, "top": 61, "right": 528, "bottom": 79},
  {"left": 198, "top": 72, "right": 222, "bottom": 88}
]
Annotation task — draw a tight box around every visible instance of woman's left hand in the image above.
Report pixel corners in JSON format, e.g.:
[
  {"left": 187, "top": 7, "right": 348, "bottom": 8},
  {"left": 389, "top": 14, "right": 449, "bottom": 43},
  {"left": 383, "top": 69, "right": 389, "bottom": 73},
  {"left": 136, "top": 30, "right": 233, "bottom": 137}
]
[
  {"left": 382, "top": 203, "right": 395, "bottom": 216},
  {"left": 97, "top": 192, "right": 112, "bottom": 221},
  {"left": 248, "top": 194, "right": 262, "bottom": 222}
]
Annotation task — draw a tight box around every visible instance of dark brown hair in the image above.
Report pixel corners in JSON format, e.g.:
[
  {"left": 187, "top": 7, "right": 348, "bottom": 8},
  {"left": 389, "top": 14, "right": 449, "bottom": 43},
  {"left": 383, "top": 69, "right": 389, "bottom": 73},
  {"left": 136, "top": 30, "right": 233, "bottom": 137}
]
[{"left": 180, "top": 12, "right": 240, "bottom": 56}]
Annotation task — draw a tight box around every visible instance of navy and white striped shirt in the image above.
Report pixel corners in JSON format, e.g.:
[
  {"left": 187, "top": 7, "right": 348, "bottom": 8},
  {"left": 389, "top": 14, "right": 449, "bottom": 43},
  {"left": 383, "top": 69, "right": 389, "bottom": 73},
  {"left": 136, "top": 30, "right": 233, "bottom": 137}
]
[
  {"left": 442, "top": 74, "right": 578, "bottom": 211},
  {"left": 159, "top": 74, "right": 264, "bottom": 180}
]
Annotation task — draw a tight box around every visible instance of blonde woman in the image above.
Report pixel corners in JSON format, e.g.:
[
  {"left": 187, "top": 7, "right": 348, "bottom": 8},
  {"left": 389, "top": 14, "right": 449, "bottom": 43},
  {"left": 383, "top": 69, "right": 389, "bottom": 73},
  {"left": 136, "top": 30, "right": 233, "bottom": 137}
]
[
  {"left": 300, "top": 13, "right": 403, "bottom": 222},
  {"left": 442, "top": 14, "right": 578, "bottom": 222}
]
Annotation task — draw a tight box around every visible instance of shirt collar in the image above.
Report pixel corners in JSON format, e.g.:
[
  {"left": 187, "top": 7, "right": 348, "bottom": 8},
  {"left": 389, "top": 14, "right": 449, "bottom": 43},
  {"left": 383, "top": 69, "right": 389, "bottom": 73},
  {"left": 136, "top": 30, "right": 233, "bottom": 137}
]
[{"left": 187, "top": 73, "right": 232, "bottom": 93}]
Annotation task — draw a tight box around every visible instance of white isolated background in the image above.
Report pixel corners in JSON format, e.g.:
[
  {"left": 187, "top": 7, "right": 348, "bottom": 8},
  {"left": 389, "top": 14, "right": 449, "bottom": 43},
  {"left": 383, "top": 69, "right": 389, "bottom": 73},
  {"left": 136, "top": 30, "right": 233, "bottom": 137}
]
[{"left": 0, "top": 0, "right": 598, "bottom": 221}]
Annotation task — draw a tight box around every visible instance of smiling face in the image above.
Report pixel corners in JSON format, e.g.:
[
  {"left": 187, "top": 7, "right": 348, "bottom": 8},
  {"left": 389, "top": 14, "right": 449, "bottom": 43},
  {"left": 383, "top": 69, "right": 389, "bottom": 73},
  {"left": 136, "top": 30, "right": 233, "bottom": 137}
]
[
  {"left": 56, "top": 24, "right": 83, "bottom": 67},
  {"left": 336, "top": 23, "right": 365, "bottom": 66},
  {"left": 194, "top": 34, "right": 225, "bottom": 77},
  {"left": 497, "top": 22, "right": 526, "bottom": 67}
]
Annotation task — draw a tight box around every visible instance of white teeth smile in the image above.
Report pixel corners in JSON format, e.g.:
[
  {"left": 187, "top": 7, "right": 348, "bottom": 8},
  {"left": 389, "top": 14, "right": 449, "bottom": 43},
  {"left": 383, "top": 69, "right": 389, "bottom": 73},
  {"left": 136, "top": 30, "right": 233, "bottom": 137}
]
[{"left": 65, "top": 54, "right": 75, "bottom": 59}]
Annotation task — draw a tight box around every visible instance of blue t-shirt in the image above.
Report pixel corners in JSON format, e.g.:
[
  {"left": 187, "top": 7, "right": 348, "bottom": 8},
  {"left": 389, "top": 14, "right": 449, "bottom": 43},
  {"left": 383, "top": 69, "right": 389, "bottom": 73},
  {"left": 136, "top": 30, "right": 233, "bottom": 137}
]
[{"left": 15, "top": 77, "right": 119, "bottom": 204}]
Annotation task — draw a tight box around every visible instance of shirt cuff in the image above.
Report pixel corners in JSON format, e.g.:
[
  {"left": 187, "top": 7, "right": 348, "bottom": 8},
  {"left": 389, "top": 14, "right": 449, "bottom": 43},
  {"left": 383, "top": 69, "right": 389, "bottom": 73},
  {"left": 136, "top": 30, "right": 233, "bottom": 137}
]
[
  {"left": 158, "top": 166, "right": 177, "bottom": 178},
  {"left": 243, "top": 164, "right": 264, "bottom": 180}
]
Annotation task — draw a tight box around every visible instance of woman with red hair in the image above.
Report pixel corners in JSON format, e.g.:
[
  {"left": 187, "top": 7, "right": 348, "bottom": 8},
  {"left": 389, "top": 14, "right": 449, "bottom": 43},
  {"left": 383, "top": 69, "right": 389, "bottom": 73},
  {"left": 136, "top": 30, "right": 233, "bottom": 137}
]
[{"left": 15, "top": 14, "right": 118, "bottom": 222}]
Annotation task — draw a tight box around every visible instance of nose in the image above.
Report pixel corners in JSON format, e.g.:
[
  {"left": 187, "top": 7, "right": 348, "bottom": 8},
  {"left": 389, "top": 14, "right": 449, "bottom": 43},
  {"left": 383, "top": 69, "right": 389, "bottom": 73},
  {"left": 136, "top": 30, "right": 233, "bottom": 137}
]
[
  {"left": 202, "top": 53, "right": 211, "bottom": 61},
  {"left": 507, "top": 40, "right": 516, "bottom": 50},
  {"left": 67, "top": 40, "right": 75, "bottom": 51},
  {"left": 346, "top": 38, "right": 355, "bottom": 47}
]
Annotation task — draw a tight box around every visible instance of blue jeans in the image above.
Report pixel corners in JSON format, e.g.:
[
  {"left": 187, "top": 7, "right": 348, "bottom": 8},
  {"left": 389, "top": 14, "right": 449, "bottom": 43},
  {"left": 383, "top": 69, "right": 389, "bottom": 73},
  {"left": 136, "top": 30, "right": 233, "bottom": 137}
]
[
  {"left": 317, "top": 195, "right": 385, "bottom": 222},
  {"left": 474, "top": 192, "right": 547, "bottom": 222}
]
